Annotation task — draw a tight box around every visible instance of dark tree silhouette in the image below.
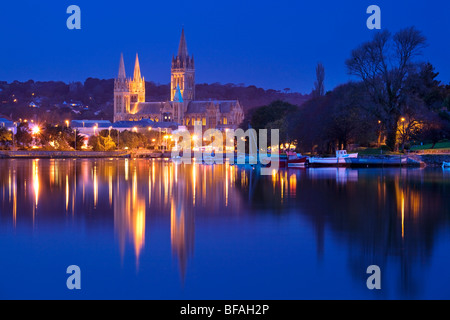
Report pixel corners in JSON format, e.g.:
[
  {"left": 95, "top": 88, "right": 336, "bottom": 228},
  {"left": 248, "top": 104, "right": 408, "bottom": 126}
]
[
  {"left": 346, "top": 27, "right": 427, "bottom": 151},
  {"left": 312, "top": 62, "right": 325, "bottom": 98}
]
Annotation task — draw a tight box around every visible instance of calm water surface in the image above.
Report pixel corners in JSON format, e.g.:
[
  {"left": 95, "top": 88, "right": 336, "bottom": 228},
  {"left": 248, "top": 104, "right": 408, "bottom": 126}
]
[{"left": 0, "top": 158, "right": 450, "bottom": 299}]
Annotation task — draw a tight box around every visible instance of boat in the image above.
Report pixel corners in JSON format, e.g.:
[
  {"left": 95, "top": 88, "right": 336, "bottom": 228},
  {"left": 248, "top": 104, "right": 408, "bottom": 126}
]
[
  {"left": 280, "top": 151, "right": 309, "bottom": 168},
  {"left": 309, "top": 150, "right": 358, "bottom": 166},
  {"left": 348, "top": 156, "right": 408, "bottom": 167},
  {"left": 443, "top": 161, "right": 450, "bottom": 168}
]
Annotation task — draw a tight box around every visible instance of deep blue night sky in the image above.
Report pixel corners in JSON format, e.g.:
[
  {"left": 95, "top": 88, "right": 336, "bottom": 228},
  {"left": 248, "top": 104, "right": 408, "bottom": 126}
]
[{"left": 0, "top": 0, "right": 448, "bottom": 93}]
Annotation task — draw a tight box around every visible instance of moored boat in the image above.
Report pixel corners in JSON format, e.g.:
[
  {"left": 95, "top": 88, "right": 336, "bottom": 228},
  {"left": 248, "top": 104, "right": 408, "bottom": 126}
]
[
  {"left": 309, "top": 150, "right": 358, "bottom": 166},
  {"left": 347, "top": 156, "right": 408, "bottom": 167},
  {"left": 443, "top": 161, "right": 450, "bottom": 168},
  {"left": 278, "top": 151, "right": 309, "bottom": 168}
]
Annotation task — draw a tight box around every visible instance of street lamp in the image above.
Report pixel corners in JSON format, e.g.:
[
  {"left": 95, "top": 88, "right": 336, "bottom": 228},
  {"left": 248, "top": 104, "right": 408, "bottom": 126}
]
[
  {"left": 117, "top": 129, "right": 120, "bottom": 150},
  {"left": 377, "top": 120, "right": 382, "bottom": 147},
  {"left": 65, "top": 120, "right": 69, "bottom": 128},
  {"left": 163, "top": 135, "right": 170, "bottom": 151},
  {"left": 31, "top": 125, "right": 40, "bottom": 148},
  {"left": 93, "top": 125, "right": 98, "bottom": 136},
  {"left": 400, "top": 117, "right": 407, "bottom": 150},
  {"left": 8, "top": 128, "right": 15, "bottom": 151},
  {"left": 32, "top": 125, "right": 40, "bottom": 135}
]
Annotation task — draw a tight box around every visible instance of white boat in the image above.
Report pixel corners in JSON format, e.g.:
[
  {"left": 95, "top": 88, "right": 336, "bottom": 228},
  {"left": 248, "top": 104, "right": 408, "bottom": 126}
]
[
  {"left": 309, "top": 150, "right": 358, "bottom": 165},
  {"left": 443, "top": 161, "right": 450, "bottom": 168}
]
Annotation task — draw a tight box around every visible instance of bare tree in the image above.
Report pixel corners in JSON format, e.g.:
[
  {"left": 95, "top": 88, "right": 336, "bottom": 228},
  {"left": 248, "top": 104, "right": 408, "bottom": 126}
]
[
  {"left": 312, "top": 63, "right": 325, "bottom": 98},
  {"left": 346, "top": 27, "right": 426, "bottom": 150}
]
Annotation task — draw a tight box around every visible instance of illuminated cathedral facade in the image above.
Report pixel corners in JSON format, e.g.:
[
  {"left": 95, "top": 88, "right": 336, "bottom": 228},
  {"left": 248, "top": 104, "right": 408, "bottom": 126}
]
[{"left": 113, "top": 29, "right": 244, "bottom": 131}]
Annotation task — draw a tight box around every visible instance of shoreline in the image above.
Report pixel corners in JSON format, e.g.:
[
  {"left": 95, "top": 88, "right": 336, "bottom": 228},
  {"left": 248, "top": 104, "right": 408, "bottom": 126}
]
[
  {"left": 0, "top": 150, "right": 131, "bottom": 159},
  {"left": 1, "top": 150, "right": 449, "bottom": 167}
]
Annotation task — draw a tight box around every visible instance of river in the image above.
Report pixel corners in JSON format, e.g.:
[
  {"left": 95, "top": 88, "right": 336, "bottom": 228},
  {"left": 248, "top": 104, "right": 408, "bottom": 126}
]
[{"left": 0, "top": 159, "right": 449, "bottom": 299}]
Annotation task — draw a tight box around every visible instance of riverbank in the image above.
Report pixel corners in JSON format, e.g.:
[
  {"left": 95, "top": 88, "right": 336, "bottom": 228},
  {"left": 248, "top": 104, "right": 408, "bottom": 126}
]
[
  {"left": 416, "top": 154, "right": 450, "bottom": 167},
  {"left": 1, "top": 150, "right": 449, "bottom": 168},
  {"left": 0, "top": 150, "right": 131, "bottom": 159}
]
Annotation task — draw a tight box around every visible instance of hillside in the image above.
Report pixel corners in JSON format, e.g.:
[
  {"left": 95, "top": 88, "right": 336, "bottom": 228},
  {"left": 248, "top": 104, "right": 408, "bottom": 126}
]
[{"left": 0, "top": 79, "right": 310, "bottom": 123}]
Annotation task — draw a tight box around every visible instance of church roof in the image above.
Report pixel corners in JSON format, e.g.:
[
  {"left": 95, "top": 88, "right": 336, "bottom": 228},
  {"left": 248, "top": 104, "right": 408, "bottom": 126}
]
[
  {"left": 71, "top": 120, "right": 112, "bottom": 128},
  {"left": 113, "top": 119, "right": 154, "bottom": 128},
  {"left": 129, "top": 100, "right": 240, "bottom": 116},
  {"left": 185, "top": 100, "right": 239, "bottom": 114},
  {"left": 133, "top": 102, "right": 164, "bottom": 114}
]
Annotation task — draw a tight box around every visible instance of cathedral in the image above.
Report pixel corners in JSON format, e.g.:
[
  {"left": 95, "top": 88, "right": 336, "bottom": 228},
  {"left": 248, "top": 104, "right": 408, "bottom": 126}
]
[{"left": 113, "top": 29, "right": 245, "bottom": 131}]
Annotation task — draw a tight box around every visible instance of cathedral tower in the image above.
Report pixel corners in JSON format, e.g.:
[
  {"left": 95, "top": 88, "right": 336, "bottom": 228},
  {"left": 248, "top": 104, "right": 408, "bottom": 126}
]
[
  {"left": 114, "top": 53, "right": 130, "bottom": 122},
  {"left": 171, "top": 28, "right": 195, "bottom": 101},
  {"left": 130, "top": 53, "right": 145, "bottom": 103}
]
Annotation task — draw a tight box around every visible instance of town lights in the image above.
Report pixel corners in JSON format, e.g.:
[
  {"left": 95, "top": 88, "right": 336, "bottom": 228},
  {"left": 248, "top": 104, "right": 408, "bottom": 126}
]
[{"left": 32, "top": 125, "right": 40, "bottom": 135}]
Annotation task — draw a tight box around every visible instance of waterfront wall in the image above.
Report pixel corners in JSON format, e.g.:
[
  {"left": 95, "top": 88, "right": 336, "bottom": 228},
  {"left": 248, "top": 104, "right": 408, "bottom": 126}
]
[
  {"left": 0, "top": 150, "right": 130, "bottom": 159},
  {"left": 418, "top": 154, "right": 450, "bottom": 166}
]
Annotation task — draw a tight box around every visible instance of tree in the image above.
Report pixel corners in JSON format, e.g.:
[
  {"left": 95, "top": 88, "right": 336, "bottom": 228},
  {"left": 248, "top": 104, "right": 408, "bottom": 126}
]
[
  {"left": 248, "top": 100, "right": 299, "bottom": 147},
  {"left": 326, "top": 83, "right": 376, "bottom": 150},
  {"left": 39, "top": 124, "right": 73, "bottom": 150},
  {"left": 88, "top": 135, "right": 116, "bottom": 151},
  {"left": 312, "top": 62, "right": 325, "bottom": 98},
  {"left": 289, "top": 82, "right": 376, "bottom": 154},
  {"left": 249, "top": 100, "right": 298, "bottom": 130},
  {"left": 71, "top": 130, "right": 85, "bottom": 150},
  {"left": 15, "top": 123, "right": 33, "bottom": 149},
  {"left": 346, "top": 27, "right": 427, "bottom": 150},
  {"left": 0, "top": 128, "right": 12, "bottom": 149}
]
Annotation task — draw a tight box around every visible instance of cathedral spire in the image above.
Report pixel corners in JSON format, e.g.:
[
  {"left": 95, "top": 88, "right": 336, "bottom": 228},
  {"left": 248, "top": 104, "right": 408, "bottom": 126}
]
[
  {"left": 133, "top": 53, "right": 141, "bottom": 80},
  {"left": 118, "top": 53, "right": 126, "bottom": 79},
  {"left": 177, "top": 28, "right": 188, "bottom": 60}
]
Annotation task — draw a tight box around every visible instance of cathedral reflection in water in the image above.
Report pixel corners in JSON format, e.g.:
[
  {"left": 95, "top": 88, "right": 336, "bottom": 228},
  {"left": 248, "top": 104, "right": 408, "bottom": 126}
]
[{"left": 1, "top": 159, "right": 449, "bottom": 297}]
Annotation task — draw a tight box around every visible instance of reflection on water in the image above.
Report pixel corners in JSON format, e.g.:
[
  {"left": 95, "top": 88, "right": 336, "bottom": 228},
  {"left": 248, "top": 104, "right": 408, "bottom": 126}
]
[
  {"left": 0, "top": 159, "right": 449, "bottom": 299},
  {"left": 0, "top": 159, "right": 243, "bottom": 279}
]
